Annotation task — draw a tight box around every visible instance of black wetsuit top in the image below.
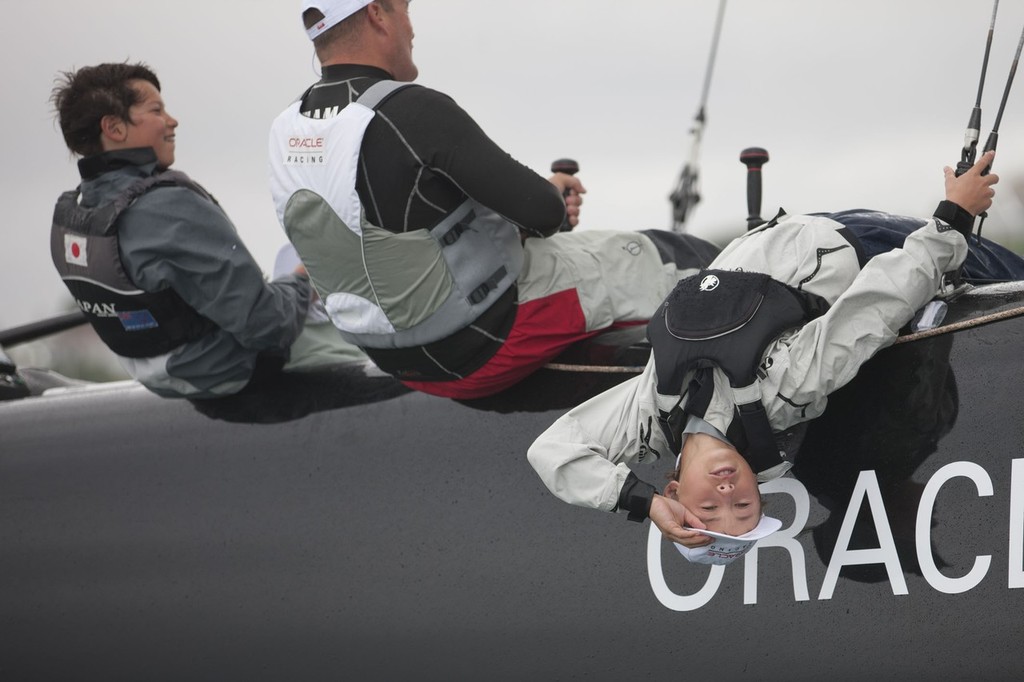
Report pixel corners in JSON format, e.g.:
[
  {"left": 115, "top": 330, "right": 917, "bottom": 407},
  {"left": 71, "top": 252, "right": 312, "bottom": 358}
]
[
  {"left": 300, "top": 64, "right": 566, "bottom": 237},
  {"left": 299, "top": 64, "right": 573, "bottom": 379}
]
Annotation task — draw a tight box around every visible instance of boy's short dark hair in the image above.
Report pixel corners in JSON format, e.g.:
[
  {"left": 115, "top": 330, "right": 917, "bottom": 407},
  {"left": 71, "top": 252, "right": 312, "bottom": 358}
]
[{"left": 51, "top": 62, "right": 161, "bottom": 157}]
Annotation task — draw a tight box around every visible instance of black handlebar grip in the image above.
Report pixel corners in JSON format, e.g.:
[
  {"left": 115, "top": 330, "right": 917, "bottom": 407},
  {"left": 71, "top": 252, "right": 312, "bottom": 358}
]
[
  {"left": 740, "top": 147, "right": 769, "bottom": 231},
  {"left": 551, "top": 158, "right": 579, "bottom": 231},
  {"left": 551, "top": 158, "right": 579, "bottom": 176}
]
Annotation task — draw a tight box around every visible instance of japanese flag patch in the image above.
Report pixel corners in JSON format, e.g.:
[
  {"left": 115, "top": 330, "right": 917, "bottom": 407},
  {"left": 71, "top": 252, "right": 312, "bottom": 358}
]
[{"left": 64, "top": 234, "right": 88, "bottom": 267}]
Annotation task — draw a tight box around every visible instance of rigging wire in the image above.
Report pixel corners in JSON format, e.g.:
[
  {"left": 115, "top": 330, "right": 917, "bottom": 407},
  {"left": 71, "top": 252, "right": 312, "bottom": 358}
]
[
  {"left": 668, "top": 0, "right": 727, "bottom": 233},
  {"left": 983, "top": 20, "right": 1024, "bottom": 153},
  {"left": 958, "top": 0, "right": 998, "bottom": 174},
  {"left": 959, "top": 3, "right": 1024, "bottom": 241}
]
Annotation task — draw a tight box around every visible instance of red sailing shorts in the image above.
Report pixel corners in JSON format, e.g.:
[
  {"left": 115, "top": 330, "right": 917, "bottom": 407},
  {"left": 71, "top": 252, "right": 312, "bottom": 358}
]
[{"left": 401, "top": 288, "right": 623, "bottom": 400}]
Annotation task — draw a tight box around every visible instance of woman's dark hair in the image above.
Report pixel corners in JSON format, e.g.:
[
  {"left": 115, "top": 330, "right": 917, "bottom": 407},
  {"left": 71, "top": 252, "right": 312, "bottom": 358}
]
[{"left": 51, "top": 62, "right": 161, "bottom": 157}]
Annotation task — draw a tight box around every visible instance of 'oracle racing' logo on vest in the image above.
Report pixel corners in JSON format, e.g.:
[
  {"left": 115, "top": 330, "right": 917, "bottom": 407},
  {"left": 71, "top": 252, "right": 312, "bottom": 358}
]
[{"left": 283, "top": 136, "right": 327, "bottom": 166}]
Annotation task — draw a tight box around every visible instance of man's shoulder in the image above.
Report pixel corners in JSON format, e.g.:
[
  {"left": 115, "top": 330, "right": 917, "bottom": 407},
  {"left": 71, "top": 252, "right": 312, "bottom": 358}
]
[
  {"left": 287, "top": 78, "right": 457, "bottom": 121},
  {"left": 375, "top": 81, "right": 458, "bottom": 110}
]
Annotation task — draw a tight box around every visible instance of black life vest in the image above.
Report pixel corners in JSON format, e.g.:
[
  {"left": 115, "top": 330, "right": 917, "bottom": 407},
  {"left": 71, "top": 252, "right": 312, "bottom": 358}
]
[
  {"left": 647, "top": 268, "right": 830, "bottom": 475},
  {"left": 50, "top": 171, "right": 217, "bottom": 359}
]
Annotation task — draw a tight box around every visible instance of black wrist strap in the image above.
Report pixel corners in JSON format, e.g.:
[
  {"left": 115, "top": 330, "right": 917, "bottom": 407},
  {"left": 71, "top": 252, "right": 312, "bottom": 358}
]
[
  {"left": 933, "top": 200, "right": 974, "bottom": 240},
  {"left": 617, "top": 472, "right": 658, "bottom": 522}
]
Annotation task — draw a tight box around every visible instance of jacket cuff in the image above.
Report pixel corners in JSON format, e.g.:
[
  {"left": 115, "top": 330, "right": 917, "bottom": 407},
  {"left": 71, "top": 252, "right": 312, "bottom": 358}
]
[
  {"left": 617, "top": 472, "right": 658, "bottom": 522},
  {"left": 933, "top": 200, "right": 974, "bottom": 240}
]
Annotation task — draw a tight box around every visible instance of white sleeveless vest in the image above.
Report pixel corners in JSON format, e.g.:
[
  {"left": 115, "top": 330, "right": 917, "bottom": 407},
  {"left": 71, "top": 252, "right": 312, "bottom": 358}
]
[{"left": 268, "top": 80, "right": 523, "bottom": 349}]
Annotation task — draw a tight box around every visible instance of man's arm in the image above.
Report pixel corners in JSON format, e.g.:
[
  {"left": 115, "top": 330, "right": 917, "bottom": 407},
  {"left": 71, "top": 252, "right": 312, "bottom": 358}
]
[{"left": 377, "top": 87, "right": 569, "bottom": 237}]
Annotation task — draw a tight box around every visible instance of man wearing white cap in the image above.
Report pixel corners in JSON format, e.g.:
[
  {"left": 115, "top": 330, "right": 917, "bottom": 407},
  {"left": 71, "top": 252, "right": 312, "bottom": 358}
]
[
  {"left": 528, "top": 152, "right": 1014, "bottom": 564},
  {"left": 268, "top": 1, "right": 719, "bottom": 400}
]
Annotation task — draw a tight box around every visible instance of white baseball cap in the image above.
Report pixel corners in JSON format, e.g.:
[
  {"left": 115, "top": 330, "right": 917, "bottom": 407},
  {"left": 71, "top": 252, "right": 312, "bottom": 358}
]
[
  {"left": 673, "top": 514, "right": 783, "bottom": 565},
  {"left": 302, "top": 0, "right": 374, "bottom": 40}
]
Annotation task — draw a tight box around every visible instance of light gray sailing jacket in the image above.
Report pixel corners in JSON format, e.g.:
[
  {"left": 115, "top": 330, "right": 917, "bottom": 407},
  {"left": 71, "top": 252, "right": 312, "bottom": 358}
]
[{"left": 528, "top": 212, "right": 967, "bottom": 512}]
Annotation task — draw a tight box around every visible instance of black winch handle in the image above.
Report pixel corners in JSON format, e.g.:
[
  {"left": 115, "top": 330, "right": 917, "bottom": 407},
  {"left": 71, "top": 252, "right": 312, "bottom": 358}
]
[
  {"left": 551, "top": 158, "right": 579, "bottom": 232},
  {"left": 740, "top": 147, "right": 769, "bottom": 231}
]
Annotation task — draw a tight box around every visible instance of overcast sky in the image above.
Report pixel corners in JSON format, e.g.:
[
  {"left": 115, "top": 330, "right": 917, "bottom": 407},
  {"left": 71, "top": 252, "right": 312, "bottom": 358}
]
[{"left": 4, "top": 0, "right": 1024, "bottom": 330}]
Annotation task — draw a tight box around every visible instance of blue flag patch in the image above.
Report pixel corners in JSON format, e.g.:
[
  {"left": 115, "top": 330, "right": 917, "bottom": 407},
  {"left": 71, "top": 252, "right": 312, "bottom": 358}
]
[{"left": 117, "top": 310, "right": 159, "bottom": 332}]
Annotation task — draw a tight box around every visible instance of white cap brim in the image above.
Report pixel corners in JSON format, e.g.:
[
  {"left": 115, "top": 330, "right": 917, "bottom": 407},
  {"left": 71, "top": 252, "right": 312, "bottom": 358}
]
[{"left": 672, "top": 514, "right": 783, "bottom": 565}]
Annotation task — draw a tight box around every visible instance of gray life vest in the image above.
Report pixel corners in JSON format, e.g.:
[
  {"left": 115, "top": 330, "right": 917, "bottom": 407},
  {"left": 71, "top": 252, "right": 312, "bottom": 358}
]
[
  {"left": 647, "top": 268, "right": 830, "bottom": 476},
  {"left": 50, "top": 172, "right": 216, "bottom": 358},
  {"left": 268, "top": 80, "right": 524, "bottom": 351}
]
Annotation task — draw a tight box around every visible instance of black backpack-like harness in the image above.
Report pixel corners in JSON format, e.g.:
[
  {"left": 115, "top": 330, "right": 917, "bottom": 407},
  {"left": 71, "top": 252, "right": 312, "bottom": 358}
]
[
  {"left": 647, "top": 269, "right": 830, "bottom": 475},
  {"left": 50, "top": 171, "right": 218, "bottom": 358}
]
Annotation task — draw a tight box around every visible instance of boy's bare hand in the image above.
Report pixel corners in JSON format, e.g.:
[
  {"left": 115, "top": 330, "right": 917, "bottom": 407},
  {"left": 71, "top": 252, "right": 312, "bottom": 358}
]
[
  {"left": 944, "top": 150, "right": 998, "bottom": 216},
  {"left": 649, "top": 495, "right": 712, "bottom": 548}
]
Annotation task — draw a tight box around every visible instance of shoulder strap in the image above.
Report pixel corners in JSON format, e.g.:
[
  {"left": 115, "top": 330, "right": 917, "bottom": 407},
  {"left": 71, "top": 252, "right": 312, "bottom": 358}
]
[{"left": 356, "top": 80, "right": 415, "bottom": 110}]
